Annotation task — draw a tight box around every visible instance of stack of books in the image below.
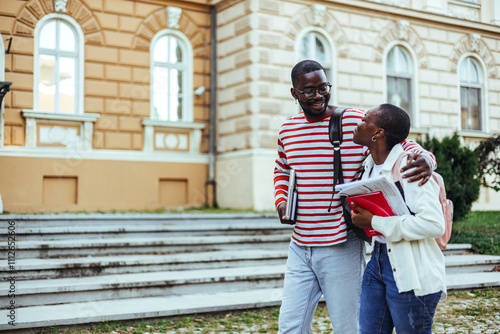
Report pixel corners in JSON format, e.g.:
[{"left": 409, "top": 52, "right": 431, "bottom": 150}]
[
  {"left": 336, "top": 176, "right": 410, "bottom": 236},
  {"left": 285, "top": 169, "right": 298, "bottom": 222}
]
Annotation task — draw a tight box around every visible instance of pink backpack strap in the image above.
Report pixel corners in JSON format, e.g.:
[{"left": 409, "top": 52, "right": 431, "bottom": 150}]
[{"left": 391, "top": 151, "right": 411, "bottom": 183}]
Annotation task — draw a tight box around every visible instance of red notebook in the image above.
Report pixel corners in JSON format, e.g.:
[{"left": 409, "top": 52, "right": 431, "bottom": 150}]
[{"left": 346, "top": 191, "right": 396, "bottom": 237}]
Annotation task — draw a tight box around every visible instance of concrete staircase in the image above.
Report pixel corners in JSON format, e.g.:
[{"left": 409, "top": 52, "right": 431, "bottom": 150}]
[{"left": 1, "top": 213, "right": 499, "bottom": 331}]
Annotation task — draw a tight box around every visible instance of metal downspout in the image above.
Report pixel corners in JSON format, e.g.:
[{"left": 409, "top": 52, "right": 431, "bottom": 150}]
[{"left": 206, "top": 5, "right": 217, "bottom": 207}]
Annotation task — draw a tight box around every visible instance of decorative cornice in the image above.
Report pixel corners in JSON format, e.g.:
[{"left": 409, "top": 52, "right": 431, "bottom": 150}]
[
  {"left": 371, "top": 0, "right": 410, "bottom": 8},
  {"left": 54, "top": 0, "right": 67, "bottom": 13},
  {"left": 133, "top": 7, "right": 204, "bottom": 51},
  {"left": 286, "top": 5, "right": 349, "bottom": 56},
  {"left": 448, "top": 3, "right": 479, "bottom": 21},
  {"left": 470, "top": 33, "right": 481, "bottom": 52},
  {"left": 12, "top": 0, "right": 104, "bottom": 45},
  {"left": 449, "top": 34, "right": 497, "bottom": 78},
  {"left": 313, "top": 4, "right": 326, "bottom": 26},
  {"left": 167, "top": 6, "right": 182, "bottom": 29},
  {"left": 398, "top": 19, "right": 410, "bottom": 40},
  {"left": 374, "top": 21, "right": 428, "bottom": 67}
]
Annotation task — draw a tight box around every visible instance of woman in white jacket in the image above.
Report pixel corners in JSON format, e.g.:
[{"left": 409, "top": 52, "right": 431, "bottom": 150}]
[{"left": 350, "top": 103, "right": 446, "bottom": 334}]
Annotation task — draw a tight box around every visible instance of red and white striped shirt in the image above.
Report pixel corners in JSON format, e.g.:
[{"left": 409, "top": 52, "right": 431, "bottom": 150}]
[{"left": 274, "top": 108, "right": 436, "bottom": 247}]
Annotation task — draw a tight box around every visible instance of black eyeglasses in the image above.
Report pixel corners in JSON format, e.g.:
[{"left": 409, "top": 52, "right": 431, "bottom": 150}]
[{"left": 294, "top": 83, "right": 332, "bottom": 99}]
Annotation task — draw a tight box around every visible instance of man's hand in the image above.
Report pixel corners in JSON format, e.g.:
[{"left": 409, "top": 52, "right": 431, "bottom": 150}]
[
  {"left": 350, "top": 202, "right": 374, "bottom": 229},
  {"left": 277, "top": 202, "right": 295, "bottom": 225},
  {"left": 401, "top": 153, "right": 432, "bottom": 186}
]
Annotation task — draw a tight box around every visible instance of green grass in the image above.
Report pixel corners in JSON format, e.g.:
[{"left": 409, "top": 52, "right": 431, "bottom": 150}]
[
  {"left": 35, "top": 308, "right": 284, "bottom": 334},
  {"left": 450, "top": 211, "right": 500, "bottom": 255}
]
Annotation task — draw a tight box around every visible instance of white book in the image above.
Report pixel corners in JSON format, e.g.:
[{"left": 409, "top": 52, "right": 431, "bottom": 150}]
[
  {"left": 285, "top": 170, "right": 298, "bottom": 221},
  {"left": 336, "top": 176, "right": 410, "bottom": 216}
]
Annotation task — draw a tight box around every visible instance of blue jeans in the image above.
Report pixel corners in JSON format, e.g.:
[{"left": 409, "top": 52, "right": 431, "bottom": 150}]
[
  {"left": 360, "top": 242, "right": 441, "bottom": 334},
  {"left": 278, "top": 230, "right": 365, "bottom": 334}
]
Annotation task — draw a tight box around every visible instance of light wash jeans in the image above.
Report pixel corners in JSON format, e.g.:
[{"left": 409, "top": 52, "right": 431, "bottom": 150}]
[
  {"left": 360, "top": 242, "right": 441, "bottom": 334},
  {"left": 278, "top": 230, "right": 365, "bottom": 334}
]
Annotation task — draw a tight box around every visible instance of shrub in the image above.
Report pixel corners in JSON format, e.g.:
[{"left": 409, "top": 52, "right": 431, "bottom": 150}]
[
  {"left": 449, "top": 211, "right": 500, "bottom": 255},
  {"left": 421, "top": 133, "right": 481, "bottom": 222},
  {"left": 475, "top": 135, "right": 500, "bottom": 192}
]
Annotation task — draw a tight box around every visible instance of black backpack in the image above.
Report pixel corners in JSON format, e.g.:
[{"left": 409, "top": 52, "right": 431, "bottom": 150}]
[{"left": 328, "top": 107, "right": 372, "bottom": 243}]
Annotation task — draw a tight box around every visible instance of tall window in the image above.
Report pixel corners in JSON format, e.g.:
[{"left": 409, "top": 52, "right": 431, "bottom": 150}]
[
  {"left": 298, "top": 32, "right": 332, "bottom": 82},
  {"left": 387, "top": 45, "right": 413, "bottom": 118},
  {"left": 460, "top": 57, "right": 483, "bottom": 131},
  {"left": 35, "top": 17, "right": 81, "bottom": 113},
  {"left": 151, "top": 31, "right": 192, "bottom": 121}
]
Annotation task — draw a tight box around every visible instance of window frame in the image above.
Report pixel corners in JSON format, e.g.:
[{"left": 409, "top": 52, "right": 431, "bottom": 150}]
[
  {"left": 383, "top": 43, "right": 418, "bottom": 126},
  {"left": 33, "top": 14, "right": 84, "bottom": 114},
  {"left": 295, "top": 27, "right": 337, "bottom": 105},
  {"left": 458, "top": 55, "right": 487, "bottom": 132},
  {"left": 150, "top": 29, "right": 193, "bottom": 122}
]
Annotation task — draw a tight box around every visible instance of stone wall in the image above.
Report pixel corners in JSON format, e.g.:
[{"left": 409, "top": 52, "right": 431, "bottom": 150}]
[
  {"left": 214, "top": 0, "right": 500, "bottom": 211},
  {"left": 1, "top": 0, "right": 212, "bottom": 151},
  {"left": 0, "top": 0, "right": 213, "bottom": 212}
]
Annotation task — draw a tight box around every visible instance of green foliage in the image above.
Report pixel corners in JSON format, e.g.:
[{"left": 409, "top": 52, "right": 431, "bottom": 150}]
[
  {"left": 450, "top": 231, "right": 500, "bottom": 255},
  {"left": 421, "top": 133, "right": 481, "bottom": 222},
  {"left": 449, "top": 211, "right": 500, "bottom": 255},
  {"left": 475, "top": 134, "right": 500, "bottom": 191}
]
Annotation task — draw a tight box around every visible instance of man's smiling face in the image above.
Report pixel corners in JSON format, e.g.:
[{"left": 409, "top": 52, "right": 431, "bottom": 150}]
[{"left": 292, "top": 70, "right": 331, "bottom": 120}]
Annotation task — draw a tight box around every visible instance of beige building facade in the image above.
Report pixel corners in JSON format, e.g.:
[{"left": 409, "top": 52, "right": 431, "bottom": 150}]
[{"left": 0, "top": 0, "right": 499, "bottom": 213}]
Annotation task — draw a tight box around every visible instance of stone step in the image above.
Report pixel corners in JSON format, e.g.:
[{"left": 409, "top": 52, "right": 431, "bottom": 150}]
[
  {"left": 446, "top": 271, "right": 500, "bottom": 290},
  {"left": 2, "top": 243, "right": 475, "bottom": 281},
  {"left": 2, "top": 253, "right": 497, "bottom": 308},
  {"left": 0, "top": 288, "right": 284, "bottom": 331},
  {"left": 2, "top": 271, "right": 500, "bottom": 332},
  {"left": 1, "top": 235, "right": 473, "bottom": 260},
  {"left": 4, "top": 221, "right": 292, "bottom": 241},
  {"left": 0, "top": 265, "right": 287, "bottom": 308},
  {"left": 0, "top": 235, "right": 291, "bottom": 259},
  {"left": 0, "top": 213, "right": 490, "bottom": 333},
  {"left": 2, "top": 249, "right": 289, "bottom": 280},
  {"left": 444, "top": 253, "right": 500, "bottom": 274},
  {"left": 440, "top": 243, "right": 474, "bottom": 255},
  {"left": 0, "top": 213, "right": 280, "bottom": 228}
]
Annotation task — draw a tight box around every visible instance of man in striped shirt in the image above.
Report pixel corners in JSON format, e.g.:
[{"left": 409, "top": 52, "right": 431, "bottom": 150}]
[{"left": 274, "top": 60, "right": 436, "bottom": 334}]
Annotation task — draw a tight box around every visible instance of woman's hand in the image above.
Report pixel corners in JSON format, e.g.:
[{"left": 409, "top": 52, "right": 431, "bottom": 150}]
[
  {"left": 401, "top": 153, "right": 433, "bottom": 186},
  {"left": 350, "top": 202, "right": 374, "bottom": 229}
]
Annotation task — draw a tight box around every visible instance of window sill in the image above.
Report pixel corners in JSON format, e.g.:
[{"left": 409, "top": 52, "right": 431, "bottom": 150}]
[
  {"left": 458, "top": 130, "right": 494, "bottom": 139},
  {"left": 409, "top": 127, "right": 430, "bottom": 135},
  {"left": 22, "top": 110, "right": 100, "bottom": 149},
  {"left": 141, "top": 118, "right": 206, "bottom": 153},
  {"left": 22, "top": 111, "right": 100, "bottom": 123}
]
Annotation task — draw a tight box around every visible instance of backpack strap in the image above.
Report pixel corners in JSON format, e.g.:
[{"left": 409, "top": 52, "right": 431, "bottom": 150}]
[
  {"left": 328, "top": 107, "right": 345, "bottom": 150},
  {"left": 391, "top": 152, "right": 410, "bottom": 188},
  {"left": 328, "top": 107, "right": 348, "bottom": 212},
  {"left": 391, "top": 151, "right": 415, "bottom": 215}
]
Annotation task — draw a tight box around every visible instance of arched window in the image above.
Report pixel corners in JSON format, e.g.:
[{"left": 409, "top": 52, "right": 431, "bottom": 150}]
[
  {"left": 386, "top": 45, "right": 413, "bottom": 118},
  {"left": 151, "top": 31, "right": 193, "bottom": 122},
  {"left": 459, "top": 57, "right": 483, "bottom": 131},
  {"left": 34, "top": 15, "right": 83, "bottom": 114},
  {"left": 297, "top": 31, "right": 332, "bottom": 81}
]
